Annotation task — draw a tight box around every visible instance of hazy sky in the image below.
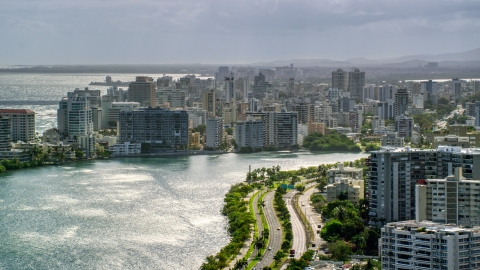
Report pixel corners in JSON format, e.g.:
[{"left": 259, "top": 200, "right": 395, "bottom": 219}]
[{"left": 1, "top": 0, "right": 479, "bottom": 65}]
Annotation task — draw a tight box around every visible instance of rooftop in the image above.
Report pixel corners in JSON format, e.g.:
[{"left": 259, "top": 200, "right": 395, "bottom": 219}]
[
  {"left": 0, "top": 109, "right": 35, "bottom": 114},
  {"left": 386, "top": 220, "right": 480, "bottom": 233}
]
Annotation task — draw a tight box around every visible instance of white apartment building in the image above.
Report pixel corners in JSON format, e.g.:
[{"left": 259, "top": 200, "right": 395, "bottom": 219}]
[
  {"left": 416, "top": 168, "right": 480, "bottom": 228},
  {"left": 381, "top": 220, "right": 480, "bottom": 270},
  {"left": 109, "top": 142, "right": 141, "bottom": 156},
  {"left": 395, "top": 114, "right": 414, "bottom": 138},
  {"left": 327, "top": 163, "right": 363, "bottom": 184},
  {"left": 156, "top": 88, "right": 186, "bottom": 108},
  {"left": 326, "top": 176, "right": 364, "bottom": 203},
  {"left": 0, "top": 109, "right": 36, "bottom": 142},
  {"left": 0, "top": 116, "right": 12, "bottom": 151}
]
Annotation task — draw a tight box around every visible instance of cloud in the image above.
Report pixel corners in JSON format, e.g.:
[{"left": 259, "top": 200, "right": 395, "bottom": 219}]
[{"left": 0, "top": 0, "right": 479, "bottom": 64}]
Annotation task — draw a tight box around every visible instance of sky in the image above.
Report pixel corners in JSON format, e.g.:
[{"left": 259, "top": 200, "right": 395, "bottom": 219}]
[{"left": 1, "top": 0, "right": 479, "bottom": 65}]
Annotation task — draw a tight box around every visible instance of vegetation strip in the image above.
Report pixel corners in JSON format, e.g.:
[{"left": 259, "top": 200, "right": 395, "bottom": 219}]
[
  {"left": 293, "top": 186, "right": 315, "bottom": 243},
  {"left": 199, "top": 183, "right": 254, "bottom": 270}
]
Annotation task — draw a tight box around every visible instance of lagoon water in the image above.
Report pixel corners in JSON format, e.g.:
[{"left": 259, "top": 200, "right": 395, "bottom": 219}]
[{"left": 0, "top": 73, "right": 369, "bottom": 269}]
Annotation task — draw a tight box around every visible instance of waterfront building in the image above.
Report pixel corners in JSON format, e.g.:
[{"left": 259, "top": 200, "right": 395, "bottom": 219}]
[
  {"left": 331, "top": 68, "right": 348, "bottom": 91},
  {"left": 100, "top": 99, "right": 140, "bottom": 130},
  {"left": 0, "top": 116, "right": 12, "bottom": 151},
  {"left": 264, "top": 111, "right": 298, "bottom": 149},
  {"left": 381, "top": 132, "right": 404, "bottom": 147},
  {"left": 395, "top": 114, "right": 414, "bottom": 138},
  {"left": 109, "top": 142, "right": 141, "bottom": 156},
  {"left": 326, "top": 176, "right": 364, "bottom": 203},
  {"left": 0, "top": 109, "right": 36, "bottom": 142},
  {"left": 347, "top": 68, "right": 365, "bottom": 100},
  {"left": 367, "top": 146, "right": 480, "bottom": 223},
  {"left": 380, "top": 220, "right": 480, "bottom": 270},
  {"left": 42, "top": 128, "right": 62, "bottom": 145},
  {"left": 307, "top": 122, "right": 326, "bottom": 135},
  {"left": 416, "top": 168, "right": 480, "bottom": 228},
  {"left": 206, "top": 117, "right": 224, "bottom": 149},
  {"left": 235, "top": 119, "right": 263, "bottom": 150},
  {"left": 118, "top": 107, "right": 189, "bottom": 152},
  {"left": 156, "top": 88, "right": 186, "bottom": 108},
  {"left": 127, "top": 76, "right": 156, "bottom": 107},
  {"left": 188, "top": 132, "right": 201, "bottom": 149},
  {"left": 327, "top": 163, "right": 363, "bottom": 184}
]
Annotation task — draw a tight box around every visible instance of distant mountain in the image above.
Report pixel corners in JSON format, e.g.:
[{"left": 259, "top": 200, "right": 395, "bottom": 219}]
[{"left": 249, "top": 47, "right": 480, "bottom": 68}]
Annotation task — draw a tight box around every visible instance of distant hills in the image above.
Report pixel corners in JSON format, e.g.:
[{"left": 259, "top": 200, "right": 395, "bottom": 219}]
[{"left": 249, "top": 47, "right": 480, "bottom": 68}]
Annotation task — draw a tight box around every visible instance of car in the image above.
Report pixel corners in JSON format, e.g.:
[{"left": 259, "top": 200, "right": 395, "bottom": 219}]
[
  {"left": 324, "top": 248, "right": 329, "bottom": 254},
  {"left": 268, "top": 246, "right": 272, "bottom": 250},
  {"left": 277, "top": 227, "right": 281, "bottom": 230}
]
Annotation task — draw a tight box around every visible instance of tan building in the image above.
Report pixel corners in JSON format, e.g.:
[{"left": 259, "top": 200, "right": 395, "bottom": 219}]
[
  {"left": 326, "top": 176, "right": 364, "bottom": 203},
  {"left": 188, "top": 132, "right": 201, "bottom": 149},
  {"left": 327, "top": 163, "right": 363, "bottom": 184},
  {"left": 0, "top": 109, "right": 36, "bottom": 142},
  {"left": 202, "top": 91, "right": 216, "bottom": 117},
  {"left": 308, "top": 122, "right": 326, "bottom": 135},
  {"left": 127, "top": 76, "right": 156, "bottom": 107}
]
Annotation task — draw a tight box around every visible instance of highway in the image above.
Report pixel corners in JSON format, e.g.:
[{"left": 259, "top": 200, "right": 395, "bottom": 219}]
[
  {"left": 298, "top": 187, "right": 326, "bottom": 254},
  {"left": 285, "top": 189, "right": 307, "bottom": 259},
  {"left": 255, "top": 190, "right": 282, "bottom": 269}
]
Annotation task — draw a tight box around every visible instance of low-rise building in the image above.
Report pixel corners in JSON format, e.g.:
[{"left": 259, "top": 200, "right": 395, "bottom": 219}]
[
  {"left": 109, "top": 142, "right": 141, "bottom": 156},
  {"left": 326, "top": 176, "right": 364, "bottom": 203},
  {"left": 432, "top": 135, "right": 470, "bottom": 148},
  {"left": 381, "top": 132, "right": 404, "bottom": 147},
  {"left": 327, "top": 163, "right": 363, "bottom": 184},
  {"left": 381, "top": 220, "right": 480, "bottom": 270}
]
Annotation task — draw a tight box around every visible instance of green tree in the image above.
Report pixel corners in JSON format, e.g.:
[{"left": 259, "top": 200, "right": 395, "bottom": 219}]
[
  {"left": 327, "top": 240, "right": 353, "bottom": 262},
  {"left": 320, "top": 219, "right": 343, "bottom": 242}
]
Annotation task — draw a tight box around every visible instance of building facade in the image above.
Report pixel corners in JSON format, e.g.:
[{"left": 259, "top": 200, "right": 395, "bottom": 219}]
[
  {"left": 236, "top": 119, "right": 263, "bottom": 150},
  {"left": 127, "top": 76, "right": 156, "bottom": 107},
  {"left": 206, "top": 117, "right": 224, "bottom": 149},
  {"left": 0, "top": 109, "right": 36, "bottom": 143},
  {"left": 118, "top": 107, "right": 189, "bottom": 152},
  {"left": 381, "top": 220, "right": 480, "bottom": 270},
  {"left": 263, "top": 111, "right": 298, "bottom": 149}
]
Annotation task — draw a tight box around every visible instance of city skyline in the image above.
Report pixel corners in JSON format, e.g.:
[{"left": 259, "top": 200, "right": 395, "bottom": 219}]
[{"left": 1, "top": 0, "right": 479, "bottom": 65}]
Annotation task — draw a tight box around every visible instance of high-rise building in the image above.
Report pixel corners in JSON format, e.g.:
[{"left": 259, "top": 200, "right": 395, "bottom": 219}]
[
  {"left": 236, "top": 119, "right": 263, "bottom": 150},
  {"left": 380, "top": 220, "right": 480, "bottom": 270},
  {"left": 202, "top": 91, "right": 216, "bottom": 117},
  {"left": 100, "top": 100, "right": 140, "bottom": 130},
  {"left": 363, "top": 85, "right": 379, "bottom": 102},
  {"left": 224, "top": 75, "right": 235, "bottom": 104},
  {"left": 118, "top": 107, "right": 189, "bottom": 152},
  {"left": 475, "top": 102, "right": 480, "bottom": 127},
  {"left": 412, "top": 82, "right": 421, "bottom": 95},
  {"left": 127, "top": 76, "right": 156, "bottom": 107},
  {"left": 466, "top": 102, "right": 476, "bottom": 117},
  {"left": 416, "top": 168, "right": 480, "bottom": 228},
  {"left": 347, "top": 68, "right": 365, "bottom": 100},
  {"left": 0, "top": 109, "right": 36, "bottom": 142},
  {"left": 367, "top": 146, "right": 480, "bottom": 223},
  {"left": 290, "top": 102, "right": 314, "bottom": 124},
  {"left": 0, "top": 116, "right": 12, "bottom": 151},
  {"left": 215, "top": 66, "right": 230, "bottom": 81},
  {"left": 394, "top": 88, "right": 409, "bottom": 117},
  {"left": 395, "top": 114, "right": 414, "bottom": 138},
  {"left": 473, "top": 80, "right": 480, "bottom": 94},
  {"left": 252, "top": 73, "right": 271, "bottom": 99},
  {"left": 156, "top": 89, "right": 186, "bottom": 108},
  {"left": 57, "top": 90, "right": 96, "bottom": 157},
  {"left": 264, "top": 111, "right": 298, "bottom": 149},
  {"left": 206, "top": 117, "right": 224, "bottom": 149},
  {"left": 451, "top": 77, "right": 462, "bottom": 100},
  {"left": 331, "top": 68, "right": 348, "bottom": 91},
  {"left": 420, "top": 80, "right": 438, "bottom": 104},
  {"left": 379, "top": 84, "right": 397, "bottom": 102}
]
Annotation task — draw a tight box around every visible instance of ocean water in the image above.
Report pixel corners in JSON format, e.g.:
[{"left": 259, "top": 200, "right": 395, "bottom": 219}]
[{"left": 0, "top": 73, "right": 369, "bottom": 269}]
